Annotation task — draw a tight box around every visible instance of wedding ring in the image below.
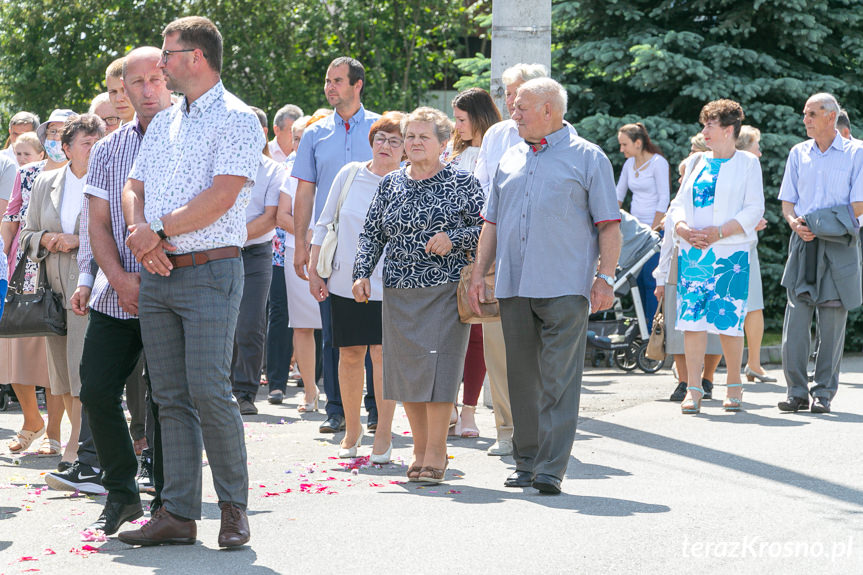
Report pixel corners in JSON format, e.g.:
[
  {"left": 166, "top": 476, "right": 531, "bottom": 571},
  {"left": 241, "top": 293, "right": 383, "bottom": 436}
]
[{"left": 148, "top": 260, "right": 153, "bottom": 264}]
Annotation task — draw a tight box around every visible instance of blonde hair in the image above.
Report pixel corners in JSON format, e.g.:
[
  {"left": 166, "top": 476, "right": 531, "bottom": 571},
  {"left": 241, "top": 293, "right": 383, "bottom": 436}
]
[
  {"left": 690, "top": 133, "right": 708, "bottom": 153},
  {"left": 13, "top": 132, "right": 43, "bottom": 155},
  {"left": 736, "top": 125, "right": 761, "bottom": 151}
]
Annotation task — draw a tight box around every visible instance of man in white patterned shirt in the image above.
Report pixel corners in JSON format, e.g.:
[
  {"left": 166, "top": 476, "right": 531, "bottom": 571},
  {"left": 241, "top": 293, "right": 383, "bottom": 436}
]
[
  {"left": 44, "top": 46, "right": 172, "bottom": 534},
  {"left": 119, "top": 16, "right": 263, "bottom": 549}
]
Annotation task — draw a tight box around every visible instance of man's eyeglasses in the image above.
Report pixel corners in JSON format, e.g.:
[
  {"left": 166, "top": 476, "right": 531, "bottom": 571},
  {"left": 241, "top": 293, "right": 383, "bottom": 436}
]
[
  {"left": 102, "top": 116, "right": 121, "bottom": 126},
  {"left": 373, "top": 134, "right": 403, "bottom": 148},
  {"left": 161, "top": 48, "right": 195, "bottom": 64}
]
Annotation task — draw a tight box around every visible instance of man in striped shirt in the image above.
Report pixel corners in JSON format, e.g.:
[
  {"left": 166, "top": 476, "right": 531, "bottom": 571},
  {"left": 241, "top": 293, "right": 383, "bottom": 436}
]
[{"left": 53, "top": 46, "right": 173, "bottom": 536}]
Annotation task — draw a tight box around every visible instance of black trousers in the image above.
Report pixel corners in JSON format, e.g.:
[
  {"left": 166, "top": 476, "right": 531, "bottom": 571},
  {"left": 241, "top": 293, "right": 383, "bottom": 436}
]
[{"left": 79, "top": 310, "right": 163, "bottom": 504}]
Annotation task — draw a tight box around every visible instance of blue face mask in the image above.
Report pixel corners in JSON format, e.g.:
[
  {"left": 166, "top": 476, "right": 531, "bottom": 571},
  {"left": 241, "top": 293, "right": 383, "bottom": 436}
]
[{"left": 44, "top": 139, "right": 66, "bottom": 163}]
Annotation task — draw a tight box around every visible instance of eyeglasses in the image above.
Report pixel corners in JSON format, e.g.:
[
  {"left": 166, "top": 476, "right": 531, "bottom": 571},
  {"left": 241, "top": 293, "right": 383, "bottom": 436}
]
[
  {"left": 161, "top": 48, "right": 196, "bottom": 64},
  {"left": 45, "top": 129, "right": 62, "bottom": 138},
  {"left": 102, "top": 116, "right": 121, "bottom": 126},
  {"left": 373, "top": 134, "right": 403, "bottom": 148}
]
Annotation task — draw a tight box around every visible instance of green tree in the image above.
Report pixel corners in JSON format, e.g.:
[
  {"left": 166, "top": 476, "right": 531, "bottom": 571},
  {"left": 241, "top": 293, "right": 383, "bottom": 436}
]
[
  {"left": 553, "top": 0, "right": 863, "bottom": 348},
  {"left": 0, "top": 0, "right": 473, "bottom": 129}
]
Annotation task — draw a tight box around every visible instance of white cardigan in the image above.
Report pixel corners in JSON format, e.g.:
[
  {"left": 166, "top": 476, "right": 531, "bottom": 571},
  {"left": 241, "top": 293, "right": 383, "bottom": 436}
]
[{"left": 667, "top": 150, "right": 765, "bottom": 248}]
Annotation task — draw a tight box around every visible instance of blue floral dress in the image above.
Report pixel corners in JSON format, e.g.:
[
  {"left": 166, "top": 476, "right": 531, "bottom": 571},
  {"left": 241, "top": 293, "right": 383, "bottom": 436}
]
[{"left": 676, "top": 158, "right": 750, "bottom": 336}]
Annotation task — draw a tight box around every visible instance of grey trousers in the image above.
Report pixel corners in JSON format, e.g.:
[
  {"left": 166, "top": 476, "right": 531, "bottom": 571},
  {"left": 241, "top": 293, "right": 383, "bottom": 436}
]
[
  {"left": 499, "top": 295, "right": 589, "bottom": 481},
  {"left": 231, "top": 243, "right": 273, "bottom": 398},
  {"left": 139, "top": 257, "right": 248, "bottom": 520},
  {"left": 781, "top": 290, "right": 847, "bottom": 401}
]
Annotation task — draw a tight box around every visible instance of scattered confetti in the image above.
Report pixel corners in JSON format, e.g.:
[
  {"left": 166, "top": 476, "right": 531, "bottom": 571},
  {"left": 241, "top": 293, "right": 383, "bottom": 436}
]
[
  {"left": 18, "top": 556, "right": 37, "bottom": 562},
  {"left": 446, "top": 490, "right": 462, "bottom": 494},
  {"left": 43, "top": 549, "right": 56, "bottom": 555},
  {"left": 80, "top": 529, "right": 107, "bottom": 542}
]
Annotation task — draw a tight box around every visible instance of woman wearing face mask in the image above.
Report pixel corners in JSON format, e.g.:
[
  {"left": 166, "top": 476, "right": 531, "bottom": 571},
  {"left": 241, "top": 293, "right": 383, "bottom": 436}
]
[
  {"left": 1, "top": 109, "right": 77, "bottom": 461},
  {"left": 20, "top": 113, "right": 104, "bottom": 467}
]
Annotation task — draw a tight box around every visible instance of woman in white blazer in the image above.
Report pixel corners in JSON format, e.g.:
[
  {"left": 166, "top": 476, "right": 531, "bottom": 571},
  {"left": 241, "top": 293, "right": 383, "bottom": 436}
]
[{"left": 667, "top": 99, "right": 764, "bottom": 414}]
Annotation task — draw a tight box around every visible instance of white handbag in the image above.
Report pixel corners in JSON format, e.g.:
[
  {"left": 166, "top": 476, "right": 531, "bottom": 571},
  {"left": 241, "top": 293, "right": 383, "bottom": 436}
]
[{"left": 316, "top": 162, "right": 362, "bottom": 278}]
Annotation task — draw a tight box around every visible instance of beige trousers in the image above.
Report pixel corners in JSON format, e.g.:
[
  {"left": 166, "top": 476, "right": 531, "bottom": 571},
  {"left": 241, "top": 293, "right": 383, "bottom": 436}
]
[{"left": 482, "top": 321, "right": 513, "bottom": 441}]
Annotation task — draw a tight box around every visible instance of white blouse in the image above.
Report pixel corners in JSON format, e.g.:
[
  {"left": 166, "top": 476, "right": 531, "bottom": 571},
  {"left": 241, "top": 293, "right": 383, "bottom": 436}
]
[
  {"left": 615, "top": 154, "right": 671, "bottom": 226},
  {"left": 61, "top": 165, "right": 86, "bottom": 234},
  {"left": 311, "top": 162, "right": 385, "bottom": 300}
]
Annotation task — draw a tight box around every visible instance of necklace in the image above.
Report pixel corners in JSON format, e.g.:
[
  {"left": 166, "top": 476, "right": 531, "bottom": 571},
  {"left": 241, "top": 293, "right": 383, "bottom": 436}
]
[{"left": 633, "top": 155, "right": 654, "bottom": 178}]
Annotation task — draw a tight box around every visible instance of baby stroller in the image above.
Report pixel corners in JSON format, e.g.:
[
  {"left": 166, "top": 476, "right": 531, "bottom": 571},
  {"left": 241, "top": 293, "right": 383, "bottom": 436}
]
[{"left": 587, "top": 210, "right": 664, "bottom": 373}]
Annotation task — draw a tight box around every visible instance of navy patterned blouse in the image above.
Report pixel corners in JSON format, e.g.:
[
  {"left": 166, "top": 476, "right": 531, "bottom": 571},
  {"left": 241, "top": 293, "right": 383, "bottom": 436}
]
[{"left": 353, "top": 164, "right": 484, "bottom": 289}]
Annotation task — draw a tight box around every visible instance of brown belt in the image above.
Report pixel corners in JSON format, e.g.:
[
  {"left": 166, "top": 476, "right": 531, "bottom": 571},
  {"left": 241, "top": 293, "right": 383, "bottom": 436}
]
[{"left": 167, "top": 246, "right": 240, "bottom": 268}]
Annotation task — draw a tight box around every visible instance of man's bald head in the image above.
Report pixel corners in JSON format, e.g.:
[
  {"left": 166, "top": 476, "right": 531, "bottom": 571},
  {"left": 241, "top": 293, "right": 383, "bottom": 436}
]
[{"left": 123, "top": 46, "right": 163, "bottom": 78}]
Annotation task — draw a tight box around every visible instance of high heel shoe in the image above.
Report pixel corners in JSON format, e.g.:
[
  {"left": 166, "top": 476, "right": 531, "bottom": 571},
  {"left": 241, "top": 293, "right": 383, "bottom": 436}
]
[
  {"left": 370, "top": 444, "right": 392, "bottom": 464},
  {"left": 724, "top": 383, "right": 744, "bottom": 412},
  {"left": 744, "top": 366, "right": 777, "bottom": 383},
  {"left": 297, "top": 395, "right": 318, "bottom": 413},
  {"left": 338, "top": 432, "right": 363, "bottom": 458},
  {"left": 681, "top": 387, "right": 703, "bottom": 414}
]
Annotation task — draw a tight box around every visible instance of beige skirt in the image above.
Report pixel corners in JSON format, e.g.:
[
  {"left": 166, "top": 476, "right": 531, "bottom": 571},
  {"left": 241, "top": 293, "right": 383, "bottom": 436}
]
[{"left": 0, "top": 336, "right": 50, "bottom": 386}]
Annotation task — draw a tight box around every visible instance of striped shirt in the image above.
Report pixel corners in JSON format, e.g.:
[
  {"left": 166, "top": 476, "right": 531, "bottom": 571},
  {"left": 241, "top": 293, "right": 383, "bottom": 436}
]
[
  {"left": 77, "top": 119, "right": 144, "bottom": 319},
  {"left": 779, "top": 131, "right": 863, "bottom": 216}
]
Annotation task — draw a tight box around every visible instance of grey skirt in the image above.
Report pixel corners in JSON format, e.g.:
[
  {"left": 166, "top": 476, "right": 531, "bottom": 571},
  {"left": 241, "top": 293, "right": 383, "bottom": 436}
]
[{"left": 382, "top": 282, "right": 469, "bottom": 403}]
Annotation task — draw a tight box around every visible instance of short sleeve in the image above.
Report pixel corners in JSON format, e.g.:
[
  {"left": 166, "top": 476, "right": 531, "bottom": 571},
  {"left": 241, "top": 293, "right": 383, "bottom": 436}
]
[
  {"left": 265, "top": 163, "right": 285, "bottom": 207},
  {"left": 0, "top": 157, "right": 16, "bottom": 202},
  {"left": 84, "top": 139, "right": 110, "bottom": 200},
  {"left": 214, "top": 110, "right": 264, "bottom": 181},
  {"left": 588, "top": 148, "right": 623, "bottom": 224},
  {"left": 778, "top": 146, "right": 801, "bottom": 205},
  {"left": 291, "top": 128, "right": 317, "bottom": 184}
]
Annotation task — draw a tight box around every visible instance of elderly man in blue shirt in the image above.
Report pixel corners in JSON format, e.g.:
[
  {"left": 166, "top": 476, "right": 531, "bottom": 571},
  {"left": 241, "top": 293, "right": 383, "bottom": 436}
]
[
  {"left": 468, "top": 78, "right": 621, "bottom": 495},
  {"left": 290, "top": 57, "right": 381, "bottom": 434},
  {"left": 778, "top": 93, "right": 863, "bottom": 414}
]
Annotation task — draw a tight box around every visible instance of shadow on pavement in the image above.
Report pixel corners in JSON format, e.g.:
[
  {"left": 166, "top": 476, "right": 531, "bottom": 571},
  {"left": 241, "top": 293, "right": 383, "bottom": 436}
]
[
  {"left": 96, "top": 541, "right": 279, "bottom": 574},
  {"left": 581, "top": 419, "right": 863, "bottom": 508}
]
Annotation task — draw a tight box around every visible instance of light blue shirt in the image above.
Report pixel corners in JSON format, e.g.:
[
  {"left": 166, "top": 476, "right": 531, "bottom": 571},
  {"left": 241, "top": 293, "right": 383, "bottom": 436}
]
[
  {"left": 779, "top": 131, "right": 863, "bottom": 216},
  {"left": 291, "top": 105, "right": 381, "bottom": 221},
  {"left": 483, "top": 126, "right": 620, "bottom": 299}
]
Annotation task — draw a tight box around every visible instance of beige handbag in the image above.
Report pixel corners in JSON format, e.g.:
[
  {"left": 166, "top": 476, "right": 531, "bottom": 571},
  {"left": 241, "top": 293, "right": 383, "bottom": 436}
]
[
  {"left": 645, "top": 296, "right": 666, "bottom": 361},
  {"left": 457, "top": 262, "right": 499, "bottom": 324}
]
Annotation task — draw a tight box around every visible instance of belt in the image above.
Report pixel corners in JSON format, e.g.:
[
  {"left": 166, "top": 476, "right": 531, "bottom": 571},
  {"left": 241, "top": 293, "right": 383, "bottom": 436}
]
[{"left": 167, "top": 246, "right": 240, "bottom": 268}]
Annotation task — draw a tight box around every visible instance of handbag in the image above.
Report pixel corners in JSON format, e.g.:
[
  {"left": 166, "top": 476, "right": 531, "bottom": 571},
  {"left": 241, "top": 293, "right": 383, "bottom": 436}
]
[
  {"left": 645, "top": 295, "right": 665, "bottom": 361},
  {"left": 317, "top": 162, "right": 362, "bottom": 278},
  {"left": 0, "top": 257, "right": 67, "bottom": 338},
  {"left": 457, "top": 261, "right": 500, "bottom": 324}
]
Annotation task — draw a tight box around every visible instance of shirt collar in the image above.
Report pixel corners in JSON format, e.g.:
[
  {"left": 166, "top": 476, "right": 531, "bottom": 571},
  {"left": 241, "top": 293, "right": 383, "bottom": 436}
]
[
  {"left": 130, "top": 115, "right": 145, "bottom": 138},
  {"left": 181, "top": 80, "right": 224, "bottom": 119},
  {"left": 334, "top": 105, "right": 366, "bottom": 132},
  {"left": 808, "top": 130, "right": 846, "bottom": 155},
  {"left": 526, "top": 125, "right": 569, "bottom": 154}
]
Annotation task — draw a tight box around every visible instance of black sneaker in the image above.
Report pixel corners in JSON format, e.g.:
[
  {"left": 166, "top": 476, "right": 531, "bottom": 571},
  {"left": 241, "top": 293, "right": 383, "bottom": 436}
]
[
  {"left": 137, "top": 449, "right": 155, "bottom": 494},
  {"left": 45, "top": 462, "right": 105, "bottom": 494},
  {"left": 669, "top": 381, "right": 687, "bottom": 402},
  {"left": 702, "top": 378, "right": 714, "bottom": 400}
]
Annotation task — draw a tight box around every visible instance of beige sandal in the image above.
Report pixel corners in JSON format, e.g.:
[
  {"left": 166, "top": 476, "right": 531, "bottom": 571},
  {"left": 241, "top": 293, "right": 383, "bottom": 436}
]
[
  {"left": 37, "top": 437, "right": 61, "bottom": 457},
  {"left": 8, "top": 425, "right": 46, "bottom": 453},
  {"left": 418, "top": 461, "right": 449, "bottom": 484}
]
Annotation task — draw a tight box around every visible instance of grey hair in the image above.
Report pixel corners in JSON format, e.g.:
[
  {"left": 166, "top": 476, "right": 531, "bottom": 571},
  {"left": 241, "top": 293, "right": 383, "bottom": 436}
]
[
  {"left": 808, "top": 92, "right": 840, "bottom": 127},
  {"left": 88, "top": 92, "right": 112, "bottom": 114},
  {"left": 292, "top": 115, "right": 312, "bottom": 133},
  {"left": 9, "top": 111, "right": 39, "bottom": 130},
  {"left": 501, "top": 63, "right": 548, "bottom": 87},
  {"left": 517, "top": 77, "right": 567, "bottom": 115},
  {"left": 401, "top": 106, "right": 452, "bottom": 144},
  {"left": 274, "top": 104, "right": 303, "bottom": 129},
  {"left": 837, "top": 108, "right": 851, "bottom": 131}
]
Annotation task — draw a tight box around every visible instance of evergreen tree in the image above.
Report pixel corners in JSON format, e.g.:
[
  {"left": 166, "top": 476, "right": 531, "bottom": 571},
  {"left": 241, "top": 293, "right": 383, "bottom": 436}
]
[{"left": 554, "top": 0, "right": 863, "bottom": 345}]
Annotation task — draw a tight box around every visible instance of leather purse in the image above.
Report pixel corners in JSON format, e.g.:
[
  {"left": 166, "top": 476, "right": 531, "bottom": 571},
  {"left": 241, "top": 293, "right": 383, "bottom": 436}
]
[
  {"left": 317, "top": 162, "right": 362, "bottom": 278},
  {"left": 0, "top": 258, "right": 67, "bottom": 338},
  {"left": 645, "top": 295, "right": 665, "bottom": 361},
  {"left": 457, "top": 261, "right": 500, "bottom": 324}
]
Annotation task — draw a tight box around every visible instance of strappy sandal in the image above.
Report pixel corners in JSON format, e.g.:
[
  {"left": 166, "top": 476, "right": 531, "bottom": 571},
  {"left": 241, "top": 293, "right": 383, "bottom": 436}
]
[
  {"left": 681, "top": 387, "right": 703, "bottom": 415},
  {"left": 297, "top": 396, "right": 318, "bottom": 413},
  {"left": 8, "top": 425, "right": 46, "bottom": 453},
  {"left": 407, "top": 465, "right": 423, "bottom": 482},
  {"left": 418, "top": 464, "right": 448, "bottom": 484},
  {"left": 37, "top": 437, "right": 61, "bottom": 457},
  {"left": 724, "top": 383, "right": 744, "bottom": 412}
]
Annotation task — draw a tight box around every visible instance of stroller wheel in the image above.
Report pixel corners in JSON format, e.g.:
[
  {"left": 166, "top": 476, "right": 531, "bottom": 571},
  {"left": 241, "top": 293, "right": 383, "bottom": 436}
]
[
  {"left": 636, "top": 341, "right": 664, "bottom": 373},
  {"left": 613, "top": 343, "right": 638, "bottom": 371}
]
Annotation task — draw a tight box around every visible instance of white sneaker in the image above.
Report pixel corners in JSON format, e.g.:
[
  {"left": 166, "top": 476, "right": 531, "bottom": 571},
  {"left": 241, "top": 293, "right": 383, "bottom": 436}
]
[{"left": 487, "top": 438, "right": 513, "bottom": 456}]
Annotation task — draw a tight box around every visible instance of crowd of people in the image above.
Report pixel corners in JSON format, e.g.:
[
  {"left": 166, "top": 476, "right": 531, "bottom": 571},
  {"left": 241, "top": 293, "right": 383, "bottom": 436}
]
[{"left": 1, "top": 14, "right": 862, "bottom": 549}]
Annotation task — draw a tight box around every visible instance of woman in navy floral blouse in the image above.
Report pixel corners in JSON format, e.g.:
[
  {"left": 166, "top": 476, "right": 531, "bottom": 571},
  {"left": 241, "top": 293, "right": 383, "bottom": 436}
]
[{"left": 353, "top": 107, "right": 483, "bottom": 483}]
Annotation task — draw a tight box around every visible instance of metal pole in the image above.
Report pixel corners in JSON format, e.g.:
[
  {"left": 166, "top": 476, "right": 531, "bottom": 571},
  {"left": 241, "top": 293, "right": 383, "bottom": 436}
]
[{"left": 490, "top": 0, "right": 552, "bottom": 118}]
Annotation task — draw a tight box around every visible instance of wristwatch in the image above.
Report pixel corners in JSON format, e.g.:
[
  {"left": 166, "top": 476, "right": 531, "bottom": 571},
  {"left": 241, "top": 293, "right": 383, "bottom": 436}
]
[
  {"left": 149, "top": 218, "right": 167, "bottom": 240},
  {"left": 596, "top": 272, "right": 614, "bottom": 288}
]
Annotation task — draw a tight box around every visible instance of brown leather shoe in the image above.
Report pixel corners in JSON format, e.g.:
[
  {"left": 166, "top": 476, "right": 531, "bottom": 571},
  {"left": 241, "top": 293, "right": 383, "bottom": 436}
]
[
  {"left": 218, "top": 502, "right": 250, "bottom": 548},
  {"left": 117, "top": 507, "right": 196, "bottom": 546}
]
